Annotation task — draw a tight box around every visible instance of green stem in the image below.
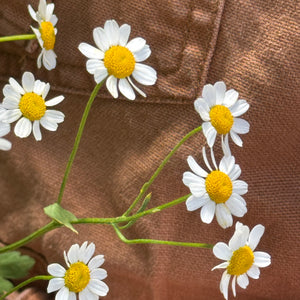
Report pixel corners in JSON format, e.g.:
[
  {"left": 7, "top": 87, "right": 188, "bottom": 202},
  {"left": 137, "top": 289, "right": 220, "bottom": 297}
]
[
  {"left": 0, "top": 221, "right": 60, "bottom": 254},
  {"left": 0, "top": 194, "right": 190, "bottom": 253},
  {"left": 112, "top": 224, "right": 213, "bottom": 248},
  {"left": 57, "top": 82, "right": 103, "bottom": 205},
  {"left": 0, "top": 34, "right": 36, "bottom": 42},
  {"left": 0, "top": 275, "right": 52, "bottom": 300},
  {"left": 123, "top": 126, "right": 202, "bottom": 216}
]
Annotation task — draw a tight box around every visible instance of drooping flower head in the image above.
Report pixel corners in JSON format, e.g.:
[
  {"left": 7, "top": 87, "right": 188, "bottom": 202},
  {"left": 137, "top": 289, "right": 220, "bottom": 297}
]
[
  {"left": 212, "top": 222, "right": 271, "bottom": 300},
  {"left": 183, "top": 147, "right": 248, "bottom": 228},
  {"left": 28, "top": 0, "right": 58, "bottom": 70},
  {"left": 194, "top": 81, "right": 250, "bottom": 148},
  {"left": 0, "top": 72, "right": 65, "bottom": 141},
  {"left": 79, "top": 19, "right": 157, "bottom": 100},
  {"left": 47, "top": 241, "right": 109, "bottom": 299},
  {"left": 0, "top": 106, "right": 12, "bottom": 151}
]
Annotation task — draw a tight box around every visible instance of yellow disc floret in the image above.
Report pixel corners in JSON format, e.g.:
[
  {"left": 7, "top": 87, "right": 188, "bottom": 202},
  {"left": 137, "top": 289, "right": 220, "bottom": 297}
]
[
  {"left": 205, "top": 170, "right": 233, "bottom": 204},
  {"left": 209, "top": 105, "right": 234, "bottom": 134},
  {"left": 227, "top": 245, "right": 254, "bottom": 276},
  {"left": 104, "top": 46, "right": 135, "bottom": 78},
  {"left": 64, "top": 262, "right": 90, "bottom": 293},
  {"left": 19, "top": 92, "right": 46, "bottom": 121},
  {"left": 39, "top": 21, "right": 56, "bottom": 50}
]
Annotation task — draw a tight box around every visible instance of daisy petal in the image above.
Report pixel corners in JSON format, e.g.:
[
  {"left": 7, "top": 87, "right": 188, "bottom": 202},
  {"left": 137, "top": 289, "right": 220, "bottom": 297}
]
[
  {"left": 119, "top": 24, "right": 131, "bottom": 46},
  {"left": 0, "top": 109, "right": 22, "bottom": 123},
  {"left": 182, "top": 171, "right": 205, "bottom": 186},
  {"left": 33, "top": 80, "right": 46, "bottom": 95},
  {"left": 228, "top": 164, "right": 241, "bottom": 181},
  {"left": 45, "top": 3, "right": 54, "bottom": 21},
  {"left": 104, "top": 19, "right": 119, "bottom": 46},
  {"left": 187, "top": 156, "right": 208, "bottom": 178},
  {"left": 78, "top": 43, "right": 104, "bottom": 59},
  {"left": 202, "top": 84, "right": 216, "bottom": 107},
  {"left": 33, "top": 120, "right": 42, "bottom": 141},
  {"left": 79, "top": 288, "right": 98, "bottom": 300},
  {"left": 254, "top": 251, "right": 271, "bottom": 267},
  {"left": 202, "top": 121, "right": 217, "bottom": 148},
  {"left": 232, "top": 275, "right": 237, "bottom": 297},
  {"left": 214, "top": 81, "right": 226, "bottom": 105},
  {"left": 132, "top": 63, "right": 157, "bottom": 85},
  {"left": 134, "top": 45, "right": 151, "bottom": 62},
  {"left": 47, "top": 278, "right": 65, "bottom": 293},
  {"left": 88, "top": 255, "right": 105, "bottom": 270},
  {"left": 232, "top": 118, "right": 250, "bottom": 134},
  {"left": 45, "top": 96, "right": 65, "bottom": 107},
  {"left": 126, "top": 37, "right": 146, "bottom": 53},
  {"left": 186, "top": 194, "right": 209, "bottom": 211},
  {"left": 94, "top": 69, "right": 108, "bottom": 84},
  {"left": 237, "top": 273, "right": 249, "bottom": 289},
  {"left": 230, "top": 100, "right": 250, "bottom": 117},
  {"left": 216, "top": 204, "right": 233, "bottom": 229},
  {"left": 119, "top": 78, "right": 136, "bottom": 100},
  {"left": 127, "top": 77, "right": 146, "bottom": 98},
  {"left": 224, "top": 89, "right": 238, "bottom": 107},
  {"left": 233, "top": 180, "right": 248, "bottom": 195},
  {"left": 50, "top": 14, "right": 58, "bottom": 26},
  {"left": 201, "top": 201, "right": 215, "bottom": 224},
  {"left": 213, "top": 242, "right": 233, "bottom": 260},
  {"left": 28, "top": 5, "right": 38, "bottom": 21},
  {"left": 68, "top": 292, "right": 76, "bottom": 300},
  {"left": 248, "top": 224, "right": 265, "bottom": 251},
  {"left": 189, "top": 183, "right": 206, "bottom": 197},
  {"left": 247, "top": 265, "right": 260, "bottom": 279},
  {"left": 226, "top": 195, "right": 247, "bottom": 217},
  {"left": 82, "top": 242, "right": 95, "bottom": 264},
  {"left": 67, "top": 244, "right": 80, "bottom": 264},
  {"left": 9, "top": 77, "right": 25, "bottom": 94},
  {"left": 211, "top": 261, "right": 229, "bottom": 271},
  {"left": 0, "top": 123, "right": 10, "bottom": 137},
  {"left": 55, "top": 286, "right": 70, "bottom": 300},
  {"left": 43, "top": 50, "right": 57, "bottom": 71},
  {"left": 22, "top": 72, "right": 35, "bottom": 93},
  {"left": 3, "top": 98, "right": 19, "bottom": 110},
  {"left": 93, "top": 27, "right": 110, "bottom": 52},
  {"left": 230, "top": 130, "right": 243, "bottom": 147},
  {"left": 229, "top": 223, "right": 249, "bottom": 250},
  {"left": 87, "top": 279, "right": 109, "bottom": 297},
  {"left": 219, "top": 155, "right": 235, "bottom": 174},
  {"left": 194, "top": 98, "right": 210, "bottom": 121},
  {"left": 220, "top": 271, "right": 230, "bottom": 300},
  {"left": 47, "top": 263, "right": 66, "bottom": 277},
  {"left": 44, "top": 110, "right": 65, "bottom": 123},
  {"left": 0, "top": 138, "right": 12, "bottom": 151},
  {"left": 3, "top": 84, "right": 20, "bottom": 99},
  {"left": 14, "top": 117, "right": 32, "bottom": 138},
  {"left": 106, "top": 75, "right": 118, "bottom": 98},
  {"left": 40, "top": 117, "right": 58, "bottom": 131},
  {"left": 90, "top": 268, "right": 107, "bottom": 281}
]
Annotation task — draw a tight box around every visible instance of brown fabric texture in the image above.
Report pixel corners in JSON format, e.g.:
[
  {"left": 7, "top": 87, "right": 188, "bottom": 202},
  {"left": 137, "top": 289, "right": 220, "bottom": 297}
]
[{"left": 0, "top": 0, "right": 299, "bottom": 299}]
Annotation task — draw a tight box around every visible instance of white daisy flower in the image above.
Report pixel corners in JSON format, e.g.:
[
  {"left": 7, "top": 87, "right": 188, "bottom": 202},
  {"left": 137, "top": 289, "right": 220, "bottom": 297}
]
[
  {"left": 212, "top": 222, "right": 271, "bottom": 300},
  {"left": 0, "top": 72, "right": 65, "bottom": 141},
  {"left": 0, "top": 107, "right": 12, "bottom": 150},
  {"left": 78, "top": 19, "right": 157, "bottom": 100},
  {"left": 183, "top": 147, "right": 248, "bottom": 229},
  {"left": 194, "top": 81, "right": 250, "bottom": 148},
  {"left": 47, "top": 241, "right": 109, "bottom": 300},
  {"left": 28, "top": 0, "right": 58, "bottom": 70}
]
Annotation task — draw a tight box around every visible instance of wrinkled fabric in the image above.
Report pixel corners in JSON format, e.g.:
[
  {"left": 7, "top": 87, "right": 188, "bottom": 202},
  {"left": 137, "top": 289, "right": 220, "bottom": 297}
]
[{"left": 0, "top": 0, "right": 299, "bottom": 299}]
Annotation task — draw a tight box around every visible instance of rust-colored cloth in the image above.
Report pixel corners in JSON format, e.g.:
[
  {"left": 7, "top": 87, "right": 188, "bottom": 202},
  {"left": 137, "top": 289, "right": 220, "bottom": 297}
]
[{"left": 0, "top": 0, "right": 299, "bottom": 299}]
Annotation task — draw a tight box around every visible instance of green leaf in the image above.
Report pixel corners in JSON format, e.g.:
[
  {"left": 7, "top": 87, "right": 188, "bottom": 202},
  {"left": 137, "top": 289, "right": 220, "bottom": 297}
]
[
  {"left": 44, "top": 203, "right": 78, "bottom": 233},
  {"left": 0, "top": 252, "right": 35, "bottom": 279},
  {"left": 0, "top": 277, "right": 13, "bottom": 295}
]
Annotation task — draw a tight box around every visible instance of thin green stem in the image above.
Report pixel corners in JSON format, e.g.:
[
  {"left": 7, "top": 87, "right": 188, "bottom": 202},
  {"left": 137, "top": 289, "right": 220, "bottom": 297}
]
[
  {"left": 57, "top": 82, "right": 103, "bottom": 205},
  {"left": 0, "top": 221, "right": 60, "bottom": 254},
  {"left": 123, "top": 126, "right": 202, "bottom": 216},
  {"left": 0, "top": 194, "right": 190, "bottom": 253},
  {"left": 112, "top": 224, "right": 213, "bottom": 248},
  {"left": 0, "top": 34, "right": 36, "bottom": 43},
  {"left": 0, "top": 275, "right": 52, "bottom": 300}
]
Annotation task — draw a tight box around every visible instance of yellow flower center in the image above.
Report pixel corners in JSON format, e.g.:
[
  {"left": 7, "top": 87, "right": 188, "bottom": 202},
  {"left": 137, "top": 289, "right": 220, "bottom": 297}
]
[
  {"left": 39, "top": 21, "right": 56, "bottom": 50},
  {"left": 227, "top": 245, "right": 254, "bottom": 276},
  {"left": 104, "top": 45, "right": 135, "bottom": 78},
  {"left": 64, "top": 262, "right": 90, "bottom": 293},
  {"left": 205, "top": 170, "right": 232, "bottom": 204},
  {"left": 209, "top": 105, "right": 234, "bottom": 134},
  {"left": 19, "top": 92, "right": 46, "bottom": 121}
]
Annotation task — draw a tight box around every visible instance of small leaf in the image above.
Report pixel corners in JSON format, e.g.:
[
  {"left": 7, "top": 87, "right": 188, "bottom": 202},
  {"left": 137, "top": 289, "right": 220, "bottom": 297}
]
[
  {"left": 0, "top": 252, "right": 35, "bottom": 279},
  {"left": 44, "top": 203, "right": 78, "bottom": 233},
  {"left": 137, "top": 193, "right": 152, "bottom": 213},
  {"left": 0, "top": 277, "right": 13, "bottom": 295}
]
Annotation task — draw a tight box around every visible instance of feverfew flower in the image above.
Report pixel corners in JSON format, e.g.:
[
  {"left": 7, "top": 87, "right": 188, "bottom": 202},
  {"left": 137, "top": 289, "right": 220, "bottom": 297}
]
[
  {"left": 0, "top": 72, "right": 64, "bottom": 141},
  {"left": 212, "top": 222, "right": 271, "bottom": 300},
  {"left": 79, "top": 19, "right": 157, "bottom": 100},
  {"left": 47, "top": 242, "right": 109, "bottom": 299},
  {"left": 194, "top": 81, "right": 250, "bottom": 148},
  {"left": 0, "top": 115, "right": 12, "bottom": 151},
  {"left": 183, "top": 147, "right": 248, "bottom": 228},
  {"left": 28, "top": 0, "right": 58, "bottom": 70}
]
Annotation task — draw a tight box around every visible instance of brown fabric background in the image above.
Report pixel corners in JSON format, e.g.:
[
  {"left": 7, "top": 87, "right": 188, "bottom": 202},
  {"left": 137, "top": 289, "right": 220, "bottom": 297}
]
[{"left": 0, "top": 0, "right": 299, "bottom": 299}]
